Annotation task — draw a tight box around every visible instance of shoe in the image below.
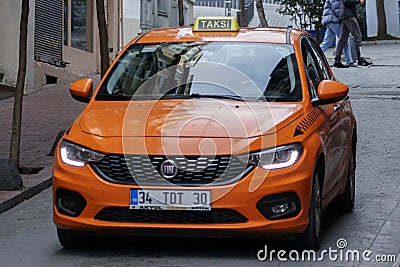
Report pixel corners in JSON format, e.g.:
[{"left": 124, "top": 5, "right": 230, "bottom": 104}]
[
  {"left": 348, "top": 63, "right": 357, "bottom": 67},
  {"left": 333, "top": 62, "right": 349, "bottom": 68},
  {"left": 358, "top": 57, "right": 372, "bottom": 66}
]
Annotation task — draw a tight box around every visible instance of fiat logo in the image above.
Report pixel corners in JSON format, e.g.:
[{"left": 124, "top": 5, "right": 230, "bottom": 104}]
[{"left": 160, "top": 160, "right": 178, "bottom": 179}]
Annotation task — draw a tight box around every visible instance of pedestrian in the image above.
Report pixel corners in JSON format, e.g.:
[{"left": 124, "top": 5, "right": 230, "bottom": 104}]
[
  {"left": 320, "top": 0, "right": 355, "bottom": 67},
  {"left": 334, "top": 0, "right": 372, "bottom": 68}
]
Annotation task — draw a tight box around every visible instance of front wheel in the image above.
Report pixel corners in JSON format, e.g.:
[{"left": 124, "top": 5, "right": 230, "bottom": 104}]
[{"left": 298, "top": 170, "right": 322, "bottom": 250}]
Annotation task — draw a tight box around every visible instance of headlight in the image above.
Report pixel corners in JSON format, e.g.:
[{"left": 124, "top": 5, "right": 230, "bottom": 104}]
[
  {"left": 238, "top": 143, "right": 303, "bottom": 170},
  {"left": 60, "top": 140, "right": 105, "bottom": 167}
]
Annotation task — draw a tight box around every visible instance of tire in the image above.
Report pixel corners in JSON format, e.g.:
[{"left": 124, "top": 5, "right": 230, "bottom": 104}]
[
  {"left": 336, "top": 148, "right": 356, "bottom": 213},
  {"left": 57, "top": 228, "right": 94, "bottom": 249},
  {"left": 298, "top": 170, "right": 322, "bottom": 250}
]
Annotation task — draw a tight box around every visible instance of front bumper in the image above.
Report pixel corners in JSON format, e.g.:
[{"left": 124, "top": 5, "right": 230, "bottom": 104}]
[{"left": 52, "top": 149, "right": 313, "bottom": 237}]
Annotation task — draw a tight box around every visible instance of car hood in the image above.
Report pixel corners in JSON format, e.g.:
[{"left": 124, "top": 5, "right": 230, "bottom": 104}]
[{"left": 79, "top": 100, "right": 303, "bottom": 138}]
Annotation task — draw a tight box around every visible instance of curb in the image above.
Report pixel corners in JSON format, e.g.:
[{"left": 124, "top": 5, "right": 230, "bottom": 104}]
[
  {"left": 362, "top": 40, "right": 400, "bottom": 45},
  {"left": 0, "top": 176, "right": 52, "bottom": 214}
]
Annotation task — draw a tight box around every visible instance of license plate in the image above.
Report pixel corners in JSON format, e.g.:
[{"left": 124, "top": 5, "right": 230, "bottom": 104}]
[{"left": 130, "top": 189, "right": 211, "bottom": 211}]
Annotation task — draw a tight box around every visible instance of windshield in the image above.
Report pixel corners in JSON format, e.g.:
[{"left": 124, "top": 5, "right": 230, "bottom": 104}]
[{"left": 96, "top": 42, "right": 302, "bottom": 102}]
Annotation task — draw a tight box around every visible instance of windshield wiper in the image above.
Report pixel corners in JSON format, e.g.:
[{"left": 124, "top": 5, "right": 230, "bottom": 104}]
[
  {"left": 97, "top": 93, "right": 247, "bottom": 101},
  {"left": 159, "top": 94, "right": 194, "bottom": 100},
  {"left": 189, "top": 94, "right": 246, "bottom": 102},
  {"left": 96, "top": 92, "right": 132, "bottom": 100}
]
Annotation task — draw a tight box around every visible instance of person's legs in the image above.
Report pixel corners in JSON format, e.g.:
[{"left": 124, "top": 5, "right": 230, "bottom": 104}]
[
  {"left": 334, "top": 19, "right": 350, "bottom": 64},
  {"left": 330, "top": 22, "right": 353, "bottom": 64},
  {"left": 342, "top": 17, "right": 371, "bottom": 65},
  {"left": 343, "top": 39, "right": 355, "bottom": 64},
  {"left": 343, "top": 17, "right": 362, "bottom": 60},
  {"left": 320, "top": 27, "right": 336, "bottom": 52},
  {"left": 343, "top": 38, "right": 354, "bottom": 65}
]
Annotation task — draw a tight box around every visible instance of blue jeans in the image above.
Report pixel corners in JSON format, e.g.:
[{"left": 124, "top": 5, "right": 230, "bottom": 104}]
[{"left": 320, "top": 22, "right": 353, "bottom": 64}]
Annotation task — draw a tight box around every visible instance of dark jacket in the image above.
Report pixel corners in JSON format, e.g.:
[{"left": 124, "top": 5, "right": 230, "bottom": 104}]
[
  {"left": 321, "top": 0, "right": 341, "bottom": 26},
  {"left": 339, "top": 0, "right": 360, "bottom": 19}
]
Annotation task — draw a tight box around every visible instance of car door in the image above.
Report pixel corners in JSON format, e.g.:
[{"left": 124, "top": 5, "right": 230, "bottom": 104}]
[
  {"left": 308, "top": 38, "right": 352, "bottom": 189},
  {"left": 301, "top": 37, "right": 343, "bottom": 199}
]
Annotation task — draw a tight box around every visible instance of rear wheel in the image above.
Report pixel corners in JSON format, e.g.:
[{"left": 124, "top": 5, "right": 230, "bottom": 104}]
[
  {"left": 298, "top": 169, "right": 322, "bottom": 250},
  {"left": 336, "top": 149, "right": 356, "bottom": 212},
  {"left": 57, "top": 228, "right": 94, "bottom": 249}
]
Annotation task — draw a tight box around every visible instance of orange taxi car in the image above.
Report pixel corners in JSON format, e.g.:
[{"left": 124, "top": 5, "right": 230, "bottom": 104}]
[{"left": 53, "top": 17, "right": 357, "bottom": 250}]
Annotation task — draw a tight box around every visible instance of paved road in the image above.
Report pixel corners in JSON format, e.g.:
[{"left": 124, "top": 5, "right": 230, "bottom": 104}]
[{"left": 0, "top": 45, "right": 399, "bottom": 267}]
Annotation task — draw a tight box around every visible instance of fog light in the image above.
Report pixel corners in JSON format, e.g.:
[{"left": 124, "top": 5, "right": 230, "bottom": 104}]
[
  {"left": 271, "top": 203, "right": 290, "bottom": 214},
  {"left": 256, "top": 192, "right": 301, "bottom": 220},
  {"left": 58, "top": 199, "right": 79, "bottom": 215},
  {"left": 56, "top": 188, "right": 87, "bottom": 217}
]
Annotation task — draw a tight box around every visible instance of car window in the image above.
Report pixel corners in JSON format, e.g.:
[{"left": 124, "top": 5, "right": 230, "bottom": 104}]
[
  {"left": 301, "top": 40, "right": 320, "bottom": 100},
  {"left": 307, "top": 38, "right": 332, "bottom": 81},
  {"left": 96, "top": 42, "right": 302, "bottom": 102}
]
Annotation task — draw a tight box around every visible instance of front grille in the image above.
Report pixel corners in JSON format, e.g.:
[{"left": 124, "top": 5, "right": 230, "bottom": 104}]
[
  {"left": 95, "top": 207, "right": 248, "bottom": 224},
  {"left": 91, "top": 154, "right": 252, "bottom": 186}
]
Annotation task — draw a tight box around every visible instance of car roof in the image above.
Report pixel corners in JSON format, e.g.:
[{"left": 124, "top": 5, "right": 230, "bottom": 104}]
[{"left": 134, "top": 26, "right": 305, "bottom": 45}]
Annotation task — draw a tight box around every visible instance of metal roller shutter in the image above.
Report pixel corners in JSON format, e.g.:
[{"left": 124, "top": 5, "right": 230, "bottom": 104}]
[{"left": 34, "top": 0, "right": 64, "bottom": 67}]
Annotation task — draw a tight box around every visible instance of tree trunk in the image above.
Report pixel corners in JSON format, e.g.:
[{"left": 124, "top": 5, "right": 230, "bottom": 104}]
[
  {"left": 376, "top": 0, "right": 387, "bottom": 37},
  {"left": 96, "top": 0, "right": 110, "bottom": 77},
  {"left": 178, "top": 0, "right": 184, "bottom": 26},
  {"left": 240, "top": 0, "right": 246, "bottom": 26},
  {"left": 255, "top": 0, "right": 268, "bottom": 26},
  {"left": 10, "top": 0, "right": 29, "bottom": 169}
]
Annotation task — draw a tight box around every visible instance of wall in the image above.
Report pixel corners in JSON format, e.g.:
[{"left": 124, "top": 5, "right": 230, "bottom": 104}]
[
  {"left": 0, "top": 0, "right": 35, "bottom": 93},
  {"left": 185, "top": 0, "right": 195, "bottom": 25},
  {"left": 122, "top": 0, "right": 141, "bottom": 46},
  {"left": 34, "top": 0, "right": 99, "bottom": 91},
  {"left": 120, "top": 0, "right": 195, "bottom": 48},
  {"left": 366, "top": 0, "right": 400, "bottom": 37},
  {"left": 107, "top": 0, "right": 120, "bottom": 60},
  {"left": 0, "top": 1, "right": 20, "bottom": 86}
]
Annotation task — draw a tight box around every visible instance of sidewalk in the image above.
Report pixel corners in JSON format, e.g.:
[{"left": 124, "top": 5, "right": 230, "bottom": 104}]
[
  {"left": 0, "top": 75, "right": 100, "bottom": 213},
  {"left": 0, "top": 84, "right": 15, "bottom": 101}
]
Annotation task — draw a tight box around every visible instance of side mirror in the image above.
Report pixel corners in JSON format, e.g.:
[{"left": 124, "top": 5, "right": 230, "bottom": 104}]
[
  {"left": 312, "top": 80, "right": 349, "bottom": 105},
  {"left": 69, "top": 78, "right": 93, "bottom": 103}
]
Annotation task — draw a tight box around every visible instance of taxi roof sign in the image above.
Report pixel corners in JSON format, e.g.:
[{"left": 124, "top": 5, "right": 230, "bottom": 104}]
[{"left": 193, "top": 17, "right": 239, "bottom": 32}]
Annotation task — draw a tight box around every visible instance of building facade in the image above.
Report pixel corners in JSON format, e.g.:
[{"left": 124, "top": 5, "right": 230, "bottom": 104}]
[
  {"left": 0, "top": 0, "right": 194, "bottom": 94},
  {"left": 366, "top": 0, "right": 400, "bottom": 37},
  {"left": 122, "top": 0, "right": 195, "bottom": 47}
]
